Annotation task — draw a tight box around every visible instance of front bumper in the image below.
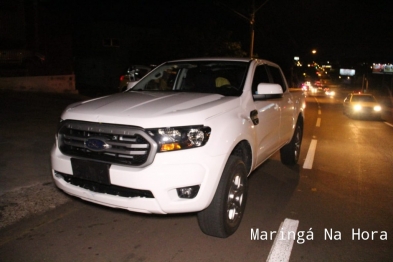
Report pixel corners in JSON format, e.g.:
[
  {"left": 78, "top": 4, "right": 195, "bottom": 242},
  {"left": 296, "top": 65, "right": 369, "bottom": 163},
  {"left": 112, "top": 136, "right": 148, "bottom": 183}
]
[
  {"left": 51, "top": 144, "right": 226, "bottom": 214},
  {"left": 350, "top": 108, "right": 381, "bottom": 118}
]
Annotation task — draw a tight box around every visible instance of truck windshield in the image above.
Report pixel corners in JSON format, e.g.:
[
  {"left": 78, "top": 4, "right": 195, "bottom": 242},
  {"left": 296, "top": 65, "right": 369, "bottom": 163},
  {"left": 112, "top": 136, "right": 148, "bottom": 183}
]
[{"left": 130, "top": 61, "right": 248, "bottom": 96}]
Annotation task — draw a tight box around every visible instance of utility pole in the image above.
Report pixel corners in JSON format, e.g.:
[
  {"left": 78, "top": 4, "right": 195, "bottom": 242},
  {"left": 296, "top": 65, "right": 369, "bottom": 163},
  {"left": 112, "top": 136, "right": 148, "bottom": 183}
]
[
  {"left": 249, "top": 1, "right": 255, "bottom": 58},
  {"left": 217, "top": 0, "right": 270, "bottom": 58},
  {"left": 33, "top": 0, "right": 40, "bottom": 52}
]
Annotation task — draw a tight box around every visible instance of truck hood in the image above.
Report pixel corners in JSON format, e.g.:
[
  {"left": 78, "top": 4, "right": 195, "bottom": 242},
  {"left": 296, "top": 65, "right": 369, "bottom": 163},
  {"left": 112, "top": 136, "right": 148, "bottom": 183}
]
[{"left": 61, "top": 91, "right": 240, "bottom": 127}]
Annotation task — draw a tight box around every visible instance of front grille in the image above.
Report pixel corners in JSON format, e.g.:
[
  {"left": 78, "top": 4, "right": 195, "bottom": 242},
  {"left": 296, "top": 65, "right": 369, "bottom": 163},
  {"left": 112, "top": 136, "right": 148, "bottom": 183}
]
[
  {"left": 56, "top": 171, "right": 154, "bottom": 198},
  {"left": 58, "top": 120, "right": 157, "bottom": 167},
  {"left": 363, "top": 107, "right": 373, "bottom": 113}
]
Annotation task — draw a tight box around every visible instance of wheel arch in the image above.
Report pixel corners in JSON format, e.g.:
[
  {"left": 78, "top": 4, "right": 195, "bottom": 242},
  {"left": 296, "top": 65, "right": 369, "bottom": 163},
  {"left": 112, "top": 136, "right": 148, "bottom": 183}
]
[
  {"left": 297, "top": 112, "right": 304, "bottom": 129},
  {"left": 230, "top": 140, "right": 252, "bottom": 174}
]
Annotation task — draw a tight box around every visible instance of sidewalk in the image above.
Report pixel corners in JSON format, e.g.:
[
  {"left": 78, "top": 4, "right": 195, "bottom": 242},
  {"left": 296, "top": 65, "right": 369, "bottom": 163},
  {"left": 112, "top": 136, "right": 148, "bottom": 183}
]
[{"left": 0, "top": 91, "right": 87, "bottom": 228}]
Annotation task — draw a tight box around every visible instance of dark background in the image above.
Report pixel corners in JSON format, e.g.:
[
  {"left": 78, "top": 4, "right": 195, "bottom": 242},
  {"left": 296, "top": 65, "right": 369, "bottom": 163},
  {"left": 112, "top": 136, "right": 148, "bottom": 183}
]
[{"left": 1, "top": 0, "right": 392, "bottom": 92}]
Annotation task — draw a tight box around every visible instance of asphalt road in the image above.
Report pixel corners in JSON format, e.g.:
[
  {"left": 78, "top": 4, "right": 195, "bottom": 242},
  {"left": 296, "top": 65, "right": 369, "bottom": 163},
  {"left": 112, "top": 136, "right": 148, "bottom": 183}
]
[{"left": 0, "top": 90, "right": 392, "bottom": 261}]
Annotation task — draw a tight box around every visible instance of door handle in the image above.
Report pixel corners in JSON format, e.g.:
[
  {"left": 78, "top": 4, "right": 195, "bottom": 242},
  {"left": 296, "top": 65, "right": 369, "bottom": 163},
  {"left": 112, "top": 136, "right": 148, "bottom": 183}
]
[{"left": 250, "top": 110, "right": 259, "bottom": 125}]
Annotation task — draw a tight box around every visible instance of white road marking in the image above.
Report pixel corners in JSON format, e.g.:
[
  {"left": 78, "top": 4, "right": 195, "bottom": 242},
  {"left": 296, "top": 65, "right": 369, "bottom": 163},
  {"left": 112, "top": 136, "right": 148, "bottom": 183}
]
[
  {"left": 266, "top": 218, "right": 299, "bottom": 262},
  {"left": 384, "top": 122, "right": 393, "bottom": 128},
  {"left": 318, "top": 110, "right": 321, "bottom": 115},
  {"left": 303, "top": 139, "right": 317, "bottom": 169},
  {"left": 316, "top": 118, "right": 321, "bottom": 127}
]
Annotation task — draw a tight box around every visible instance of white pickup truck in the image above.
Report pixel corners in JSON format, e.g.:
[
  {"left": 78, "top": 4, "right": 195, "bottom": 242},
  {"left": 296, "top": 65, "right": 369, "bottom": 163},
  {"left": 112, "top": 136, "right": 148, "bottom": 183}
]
[{"left": 51, "top": 57, "right": 305, "bottom": 238}]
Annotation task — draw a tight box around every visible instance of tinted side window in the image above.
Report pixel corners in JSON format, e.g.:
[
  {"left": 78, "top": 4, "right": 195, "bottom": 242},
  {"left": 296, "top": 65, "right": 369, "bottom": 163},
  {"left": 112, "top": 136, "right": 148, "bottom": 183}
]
[
  {"left": 268, "top": 66, "right": 286, "bottom": 92},
  {"left": 252, "top": 65, "right": 270, "bottom": 94}
]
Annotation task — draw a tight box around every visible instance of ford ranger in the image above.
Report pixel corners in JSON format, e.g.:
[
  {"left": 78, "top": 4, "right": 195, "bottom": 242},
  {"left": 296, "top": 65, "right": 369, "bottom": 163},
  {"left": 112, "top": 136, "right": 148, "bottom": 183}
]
[{"left": 51, "top": 57, "right": 305, "bottom": 238}]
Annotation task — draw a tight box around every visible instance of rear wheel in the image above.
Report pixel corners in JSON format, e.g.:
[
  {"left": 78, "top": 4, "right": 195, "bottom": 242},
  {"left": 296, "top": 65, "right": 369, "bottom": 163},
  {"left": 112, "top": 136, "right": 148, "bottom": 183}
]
[
  {"left": 280, "top": 119, "right": 303, "bottom": 165},
  {"left": 197, "top": 156, "right": 248, "bottom": 238}
]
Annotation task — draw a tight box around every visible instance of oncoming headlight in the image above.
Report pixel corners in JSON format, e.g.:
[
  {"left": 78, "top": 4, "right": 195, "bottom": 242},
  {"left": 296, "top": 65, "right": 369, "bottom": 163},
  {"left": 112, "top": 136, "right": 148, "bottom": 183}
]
[
  {"left": 147, "top": 126, "right": 211, "bottom": 152},
  {"left": 374, "top": 105, "right": 381, "bottom": 112},
  {"left": 353, "top": 104, "right": 362, "bottom": 111}
]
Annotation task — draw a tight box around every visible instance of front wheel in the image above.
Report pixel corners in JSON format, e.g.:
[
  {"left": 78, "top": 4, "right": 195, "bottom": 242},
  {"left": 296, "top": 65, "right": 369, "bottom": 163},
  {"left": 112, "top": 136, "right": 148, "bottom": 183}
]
[
  {"left": 280, "top": 119, "right": 303, "bottom": 165},
  {"left": 197, "top": 156, "right": 248, "bottom": 238}
]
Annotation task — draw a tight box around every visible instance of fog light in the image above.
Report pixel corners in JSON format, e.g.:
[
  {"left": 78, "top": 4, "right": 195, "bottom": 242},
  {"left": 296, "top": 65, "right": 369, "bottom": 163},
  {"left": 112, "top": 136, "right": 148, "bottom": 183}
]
[
  {"left": 161, "top": 143, "right": 181, "bottom": 151},
  {"left": 54, "top": 171, "right": 64, "bottom": 179},
  {"left": 176, "top": 185, "right": 200, "bottom": 199}
]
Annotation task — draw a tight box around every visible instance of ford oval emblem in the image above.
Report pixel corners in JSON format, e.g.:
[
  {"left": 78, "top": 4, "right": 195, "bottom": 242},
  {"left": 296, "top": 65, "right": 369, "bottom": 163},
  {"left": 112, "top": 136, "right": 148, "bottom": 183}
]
[{"left": 85, "top": 138, "right": 109, "bottom": 151}]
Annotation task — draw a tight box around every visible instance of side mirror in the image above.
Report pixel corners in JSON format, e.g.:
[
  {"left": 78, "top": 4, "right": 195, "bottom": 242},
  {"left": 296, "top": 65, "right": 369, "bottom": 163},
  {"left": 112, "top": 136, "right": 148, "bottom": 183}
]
[{"left": 253, "top": 83, "right": 283, "bottom": 100}]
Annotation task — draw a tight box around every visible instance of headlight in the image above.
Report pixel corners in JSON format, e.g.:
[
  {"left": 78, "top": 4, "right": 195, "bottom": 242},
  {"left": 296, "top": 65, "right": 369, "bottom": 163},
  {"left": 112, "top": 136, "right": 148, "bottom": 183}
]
[
  {"left": 374, "top": 105, "right": 381, "bottom": 111},
  {"left": 353, "top": 104, "right": 362, "bottom": 111},
  {"left": 147, "top": 126, "right": 211, "bottom": 152}
]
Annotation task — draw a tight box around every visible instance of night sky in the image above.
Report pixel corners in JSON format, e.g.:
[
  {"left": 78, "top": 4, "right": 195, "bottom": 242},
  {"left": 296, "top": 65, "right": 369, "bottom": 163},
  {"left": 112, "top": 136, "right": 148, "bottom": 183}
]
[{"left": 51, "top": 0, "right": 392, "bottom": 63}]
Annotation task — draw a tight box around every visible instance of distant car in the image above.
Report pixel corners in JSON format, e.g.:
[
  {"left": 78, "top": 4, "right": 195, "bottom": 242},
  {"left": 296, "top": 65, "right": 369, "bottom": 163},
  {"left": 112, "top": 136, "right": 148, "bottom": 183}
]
[
  {"left": 309, "top": 86, "right": 324, "bottom": 96},
  {"left": 314, "top": 80, "right": 322, "bottom": 87},
  {"left": 324, "top": 87, "right": 335, "bottom": 97},
  {"left": 343, "top": 93, "right": 382, "bottom": 119},
  {"left": 118, "top": 65, "right": 152, "bottom": 92}
]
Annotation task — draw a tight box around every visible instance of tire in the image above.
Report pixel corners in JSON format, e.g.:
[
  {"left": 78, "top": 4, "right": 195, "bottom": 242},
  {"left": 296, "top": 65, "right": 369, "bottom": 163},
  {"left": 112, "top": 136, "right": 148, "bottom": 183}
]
[
  {"left": 280, "top": 120, "right": 303, "bottom": 165},
  {"left": 197, "top": 156, "right": 248, "bottom": 238}
]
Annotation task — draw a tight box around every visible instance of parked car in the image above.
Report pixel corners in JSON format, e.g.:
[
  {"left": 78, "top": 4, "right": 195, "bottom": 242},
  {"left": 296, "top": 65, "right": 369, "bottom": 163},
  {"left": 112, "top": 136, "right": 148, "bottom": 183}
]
[
  {"left": 343, "top": 93, "right": 382, "bottom": 119},
  {"left": 51, "top": 57, "right": 305, "bottom": 238},
  {"left": 118, "top": 65, "right": 152, "bottom": 92}
]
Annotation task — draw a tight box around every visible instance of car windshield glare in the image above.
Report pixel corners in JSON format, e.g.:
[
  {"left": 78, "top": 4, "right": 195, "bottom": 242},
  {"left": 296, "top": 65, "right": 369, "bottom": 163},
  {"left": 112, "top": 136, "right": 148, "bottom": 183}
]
[
  {"left": 352, "top": 95, "right": 376, "bottom": 102},
  {"left": 129, "top": 61, "right": 248, "bottom": 96}
]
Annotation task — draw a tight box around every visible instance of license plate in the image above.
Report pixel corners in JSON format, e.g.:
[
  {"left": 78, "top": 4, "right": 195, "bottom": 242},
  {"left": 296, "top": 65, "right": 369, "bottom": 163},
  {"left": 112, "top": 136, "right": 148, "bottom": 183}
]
[{"left": 71, "top": 158, "right": 111, "bottom": 185}]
